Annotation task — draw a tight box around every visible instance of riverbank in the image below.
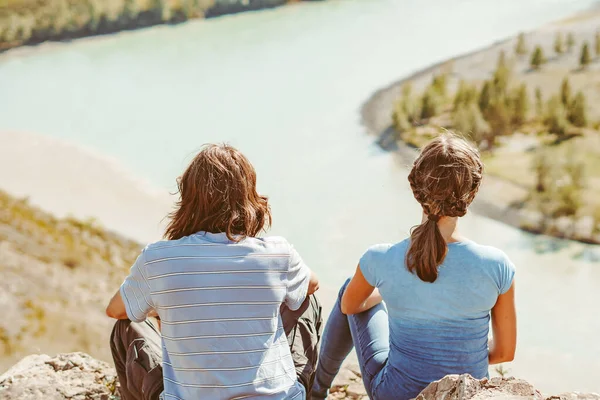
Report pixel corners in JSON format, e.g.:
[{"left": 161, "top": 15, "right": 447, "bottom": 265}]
[
  {"left": 361, "top": 9, "right": 600, "bottom": 245},
  {"left": 0, "top": 0, "right": 316, "bottom": 52}
]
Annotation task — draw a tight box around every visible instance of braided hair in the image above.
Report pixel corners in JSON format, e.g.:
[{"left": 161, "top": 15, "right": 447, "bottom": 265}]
[{"left": 406, "top": 134, "right": 483, "bottom": 283}]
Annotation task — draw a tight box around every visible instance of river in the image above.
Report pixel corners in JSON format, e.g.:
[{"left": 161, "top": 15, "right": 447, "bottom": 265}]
[{"left": 1, "top": 0, "right": 599, "bottom": 393}]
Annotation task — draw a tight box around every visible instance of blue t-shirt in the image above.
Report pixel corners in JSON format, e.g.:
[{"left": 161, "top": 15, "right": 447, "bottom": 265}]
[{"left": 359, "top": 239, "right": 515, "bottom": 399}]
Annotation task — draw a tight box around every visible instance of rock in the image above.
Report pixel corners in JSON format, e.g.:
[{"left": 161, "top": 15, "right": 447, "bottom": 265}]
[
  {"left": 0, "top": 352, "right": 118, "bottom": 400},
  {"left": 2, "top": 353, "right": 599, "bottom": 400}
]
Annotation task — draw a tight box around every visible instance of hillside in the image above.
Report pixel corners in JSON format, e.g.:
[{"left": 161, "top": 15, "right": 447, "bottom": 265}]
[{"left": 0, "top": 189, "right": 140, "bottom": 371}]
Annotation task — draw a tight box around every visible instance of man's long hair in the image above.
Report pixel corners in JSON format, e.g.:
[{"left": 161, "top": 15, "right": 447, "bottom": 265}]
[{"left": 165, "top": 144, "right": 272, "bottom": 241}]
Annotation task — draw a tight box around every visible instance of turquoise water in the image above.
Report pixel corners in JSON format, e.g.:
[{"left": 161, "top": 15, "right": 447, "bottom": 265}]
[{"left": 1, "top": 0, "right": 599, "bottom": 392}]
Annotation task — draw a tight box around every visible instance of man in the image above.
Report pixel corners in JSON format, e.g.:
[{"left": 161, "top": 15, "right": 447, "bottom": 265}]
[{"left": 106, "top": 144, "right": 321, "bottom": 400}]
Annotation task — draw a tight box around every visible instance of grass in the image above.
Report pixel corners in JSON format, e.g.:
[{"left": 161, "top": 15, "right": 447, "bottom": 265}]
[{"left": 0, "top": 189, "right": 141, "bottom": 365}]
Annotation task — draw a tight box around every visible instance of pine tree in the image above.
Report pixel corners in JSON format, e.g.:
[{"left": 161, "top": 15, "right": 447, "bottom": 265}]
[
  {"left": 544, "top": 96, "right": 569, "bottom": 136},
  {"left": 392, "top": 102, "right": 411, "bottom": 134},
  {"left": 400, "top": 82, "right": 420, "bottom": 123},
  {"left": 123, "top": 0, "right": 140, "bottom": 23},
  {"left": 535, "top": 87, "right": 544, "bottom": 117},
  {"left": 568, "top": 91, "right": 588, "bottom": 127},
  {"left": 580, "top": 41, "right": 591, "bottom": 69},
  {"left": 421, "top": 88, "right": 442, "bottom": 120},
  {"left": 511, "top": 83, "right": 529, "bottom": 126},
  {"left": 515, "top": 32, "right": 527, "bottom": 56},
  {"left": 431, "top": 74, "right": 448, "bottom": 99},
  {"left": 493, "top": 51, "right": 511, "bottom": 96},
  {"left": 554, "top": 32, "right": 565, "bottom": 55},
  {"left": 567, "top": 32, "right": 576, "bottom": 52},
  {"left": 530, "top": 46, "right": 546, "bottom": 70},
  {"left": 478, "top": 81, "right": 493, "bottom": 115},
  {"left": 560, "top": 77, "right": 572, "bottom": 106},
  {"left": 452, "top": 103, "right": 491, "bottom": 146},
  {"left": 487, "top": 100, "right": 512, "bottom": 137}
]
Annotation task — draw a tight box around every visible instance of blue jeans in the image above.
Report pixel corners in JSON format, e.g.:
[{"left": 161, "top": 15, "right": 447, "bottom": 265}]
[{"left": 312, "top": 279, "right": 390, "bottom": 399}]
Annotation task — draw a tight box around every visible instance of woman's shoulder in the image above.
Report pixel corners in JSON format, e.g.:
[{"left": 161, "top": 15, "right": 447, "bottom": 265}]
[
  {"left": 361, "top": 239, "right": 410, "bottom": 262},
  {"left": 454, "top": 240, "right": 513, "bottom": 265}
]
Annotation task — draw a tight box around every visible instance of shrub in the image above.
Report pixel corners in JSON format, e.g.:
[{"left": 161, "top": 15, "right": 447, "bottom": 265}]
[
  {"left": 596, "top": 30, "right": 600, "bottom": 57},
  {"left": 530, "top": 45, "right": 546, "bottom": 69}
]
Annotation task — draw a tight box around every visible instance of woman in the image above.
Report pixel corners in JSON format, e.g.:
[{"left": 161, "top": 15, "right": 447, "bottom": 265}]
[
  {"left": 106, "top": 144, "right": 322, "bottom": 400},
  {"left": 312, "top": 134, "right": 517, "bottom": 400}
]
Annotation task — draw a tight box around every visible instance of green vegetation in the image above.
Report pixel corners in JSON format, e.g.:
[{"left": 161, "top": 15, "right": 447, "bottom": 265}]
[
  {"left": 580, "top": 41, "right": 591, "bottom": 69},
  {"left": 554, "top": 32, "right": 564, "bottom": 55},
  {"left": 567, "top": 32, "right": 576, "bottom": 52},
  {"left": 530, "top": 45, "right": 546, "bottom": 69},
  {"left": 515, "top": 32, "right": 527, "bottom": 56},
  {"left": 0, "top": 189, "right": 140, "bottom": 362},
  {"left": 596, "top": 30, "right": 600, "bottom": 57},
  {"left": 389, "top": 28, "right": 600, "bottom": 242},
  {"left": 0, "top": 0, "right": 294, "bottom": 50}
]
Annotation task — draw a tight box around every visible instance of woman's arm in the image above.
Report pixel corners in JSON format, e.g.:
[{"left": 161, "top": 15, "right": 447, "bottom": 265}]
[
  {"left": 489, "top": 281, "right": 517, "bottom": 364},
  {"left": 340, "top": 265, "right": 382, "bottom": 315}
]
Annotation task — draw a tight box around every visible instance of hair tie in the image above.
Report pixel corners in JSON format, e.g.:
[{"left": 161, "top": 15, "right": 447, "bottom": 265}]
[{"left": 428, "top": 214, "right": 440, "bottom": 223}]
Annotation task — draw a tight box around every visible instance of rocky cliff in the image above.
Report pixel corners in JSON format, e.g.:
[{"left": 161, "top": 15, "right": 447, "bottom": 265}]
[{"left": 1, "top": 352, "right": 598, "bottom": 400}]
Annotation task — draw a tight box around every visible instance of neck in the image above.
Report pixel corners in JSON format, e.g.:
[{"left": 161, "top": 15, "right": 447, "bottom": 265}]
[{"left": 421, "top": 213, "right": 465, "bottom": 243}]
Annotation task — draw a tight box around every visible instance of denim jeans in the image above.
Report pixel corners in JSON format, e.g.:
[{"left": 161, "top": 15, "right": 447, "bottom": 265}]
[{"left": 312, "top": 279, "right": 390, "bottom": 399}]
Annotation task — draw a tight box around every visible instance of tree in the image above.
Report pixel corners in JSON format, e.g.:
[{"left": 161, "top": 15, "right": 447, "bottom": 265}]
[
  {"left": 511, "top": 83, "right": 529, "bottom": 126},
  {"left": 560, "top": 77, "right": 572, "bottom": 106},
  {"left": 420, "top": 88, "right": 442, "bottom": 120},
  {"left": 478, "top": 81, "right": 493, "bottom": 115},
  {"left": 530, "top": 46, "right": 546, "bottom": 69},
  {"left": 493, "top": 51, "right": 511, "bottom": 96},
  {"left": 554, "top": 32, "right": 565, "bottom": 55},
  {"left": 453, "top": 103, "right": 491, "bottom": 147},
  {"left": 567, "top": 32, "right": 576, "bottom": 52},
  {"left": 544, "top": 96, "right": 569, "bottom": 136},
  {"left": 392, "top": 103, "right": 411, "bottom": 134},
  {"left": 454, "top": 80, "right": 477, "bottom": 109},
  {"left": 122, "top": 0, "right": 140, "bottom": 23},
  {"left": 568, "top": 91, "right": 588, "bottom": 127},
  {"left": 533, "top": 149, "right": 551, "bottom": 193},
  {"left": 399, "top": 82, "right": 420, "bottom": 123},
  {"left": 431, "top": 74, "right": 448, "bottom": 99},
  {"left": 535, "top": 87, "right": 544, "bottom": 117},
  {"left": 515, "top": 32, "right": 527, "bottom": 56},
  {"left": 487, "top": 100, "right": 512, "bottom": 137},
  {"left": 580, "top": 42, "right": 591, "bottom": 69},
  {"left": 596, "top": 31, "right": 600, "bottom": 57}
]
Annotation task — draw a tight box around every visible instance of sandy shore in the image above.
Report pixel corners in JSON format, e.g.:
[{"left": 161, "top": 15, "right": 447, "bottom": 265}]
[
  {"left": 360, "top": 9, "right": 600, "bottom": 242},
  {"left": 0, "top": 131, "right": 172, "bottom": 243}
]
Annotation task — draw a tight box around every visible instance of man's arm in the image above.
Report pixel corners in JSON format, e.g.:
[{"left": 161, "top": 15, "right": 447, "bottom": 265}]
[
  {"left": 307, "top": 269, "right": 319, "bottom": 296},
  {"left": 107, "top": 253, "right": 155, "bottom": 322},
  {"left": 106, "top": 289, "right": 128, "bottom": 319}
]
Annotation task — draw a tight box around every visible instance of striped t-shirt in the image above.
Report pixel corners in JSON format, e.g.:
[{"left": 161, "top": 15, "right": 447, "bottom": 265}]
[{"left": 120, "top": 231, "right": 310, "bottom": 400}]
